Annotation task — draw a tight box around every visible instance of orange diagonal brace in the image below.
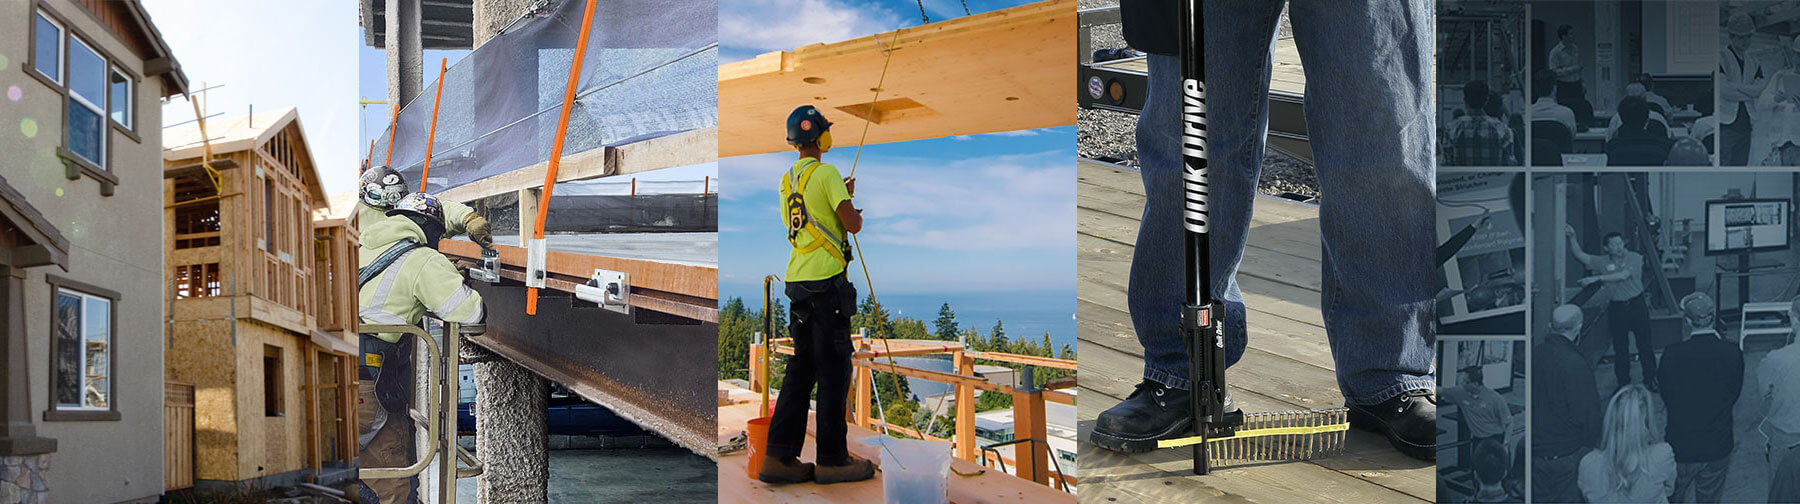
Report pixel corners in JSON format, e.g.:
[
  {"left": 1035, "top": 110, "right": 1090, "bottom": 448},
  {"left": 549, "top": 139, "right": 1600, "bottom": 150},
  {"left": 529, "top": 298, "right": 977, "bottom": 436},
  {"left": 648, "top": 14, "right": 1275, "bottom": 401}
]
[
  {"left": 527, "top": 0, "right": 600, "bottom": 315},
  {"left": 419, "top": 58, "right": 448, "bottom": 193},
  {"left": 384, "top": 100, "right": 401, "bottom": 166}
]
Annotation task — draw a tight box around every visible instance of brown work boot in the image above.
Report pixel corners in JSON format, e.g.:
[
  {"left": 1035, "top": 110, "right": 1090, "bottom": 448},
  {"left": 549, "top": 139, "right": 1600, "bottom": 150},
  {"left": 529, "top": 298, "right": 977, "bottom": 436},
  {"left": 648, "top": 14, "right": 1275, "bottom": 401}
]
[
  {"left": 815, "top": 455, "right": 876, "bottom": 484},
  {"left": 756, "top": 454, "right": 814, "bottom": 484}
]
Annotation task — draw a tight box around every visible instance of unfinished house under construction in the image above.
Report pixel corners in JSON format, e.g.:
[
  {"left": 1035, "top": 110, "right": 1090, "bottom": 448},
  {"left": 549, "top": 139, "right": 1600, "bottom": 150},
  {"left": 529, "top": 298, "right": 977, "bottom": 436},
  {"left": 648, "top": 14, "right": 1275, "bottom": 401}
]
[
  {"left": 160, "top": 108, "right": 360, "bottom": 492},
  {"left": 361, "top": 0, "right": 717, "bottom": 500}
]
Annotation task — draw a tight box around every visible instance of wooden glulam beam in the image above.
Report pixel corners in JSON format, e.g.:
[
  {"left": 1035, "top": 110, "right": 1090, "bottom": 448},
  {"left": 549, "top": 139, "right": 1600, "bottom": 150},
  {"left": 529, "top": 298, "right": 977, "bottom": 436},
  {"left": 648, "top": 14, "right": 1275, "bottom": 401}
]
[
  {"left": 718, "top": 0, "right": 1076, "bottom": 157},
  {"left": 439, "top": 240, "right": 716, "bottom": 301}
]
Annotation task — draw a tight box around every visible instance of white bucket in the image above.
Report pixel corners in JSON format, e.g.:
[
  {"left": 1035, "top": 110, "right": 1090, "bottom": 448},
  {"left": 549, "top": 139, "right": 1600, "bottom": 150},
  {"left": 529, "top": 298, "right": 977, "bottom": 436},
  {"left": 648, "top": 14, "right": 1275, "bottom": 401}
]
[{"left": 868, "top": 437, "right": 952, "bottom": 504}]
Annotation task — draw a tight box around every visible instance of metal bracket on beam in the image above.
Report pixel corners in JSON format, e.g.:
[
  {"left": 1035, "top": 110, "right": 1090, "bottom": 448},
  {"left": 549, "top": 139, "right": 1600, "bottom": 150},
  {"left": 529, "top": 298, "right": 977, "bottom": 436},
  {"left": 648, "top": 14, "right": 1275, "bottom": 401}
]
[
  {"left": 467, "top": 247, "right": 501, "bottom": 283},
  {"left": 525, "top": 238, "right": 548, "bottom": 288},
  {"left": 574, "top": 269, "right": 631, "bottom": 314}
]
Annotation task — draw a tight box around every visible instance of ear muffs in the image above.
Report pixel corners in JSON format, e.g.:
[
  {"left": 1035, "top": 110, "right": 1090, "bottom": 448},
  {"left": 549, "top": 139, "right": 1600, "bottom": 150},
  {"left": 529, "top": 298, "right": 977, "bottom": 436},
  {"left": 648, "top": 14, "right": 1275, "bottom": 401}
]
[{"left": 818, "top": 130, "right": 834, "bottom": 152}]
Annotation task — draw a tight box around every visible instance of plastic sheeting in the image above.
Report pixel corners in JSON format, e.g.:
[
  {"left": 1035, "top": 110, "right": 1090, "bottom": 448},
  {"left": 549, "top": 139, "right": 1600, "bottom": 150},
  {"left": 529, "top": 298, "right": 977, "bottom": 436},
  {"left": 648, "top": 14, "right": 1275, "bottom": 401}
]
[{"left": 370, "top": 0, "right": 717, "bottom": 200}]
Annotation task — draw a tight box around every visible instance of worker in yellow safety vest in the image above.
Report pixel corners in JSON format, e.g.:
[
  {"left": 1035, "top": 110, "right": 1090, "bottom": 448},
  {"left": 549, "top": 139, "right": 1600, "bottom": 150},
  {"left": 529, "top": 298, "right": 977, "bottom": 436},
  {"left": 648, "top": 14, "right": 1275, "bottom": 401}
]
[
  {"left": 356, "top": 192, "right": 486, "bottom": 504},
  {"left": 358, "top": 165, "right": 494, "bottom": 248},
  {"left": 760, "top": 105, "right": 875, "bottom": 485}
]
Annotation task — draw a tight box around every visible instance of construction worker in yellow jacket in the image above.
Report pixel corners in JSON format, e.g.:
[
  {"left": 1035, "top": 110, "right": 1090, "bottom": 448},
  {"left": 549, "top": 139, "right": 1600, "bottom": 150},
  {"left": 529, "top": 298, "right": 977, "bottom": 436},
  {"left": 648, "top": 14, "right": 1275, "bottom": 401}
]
[
  {"left": 358, "top": 165, "right": 493, "bottom": 248},
  {"left": 760, "top": 105, "right": 874, "bottom": 485},
  {"left": 356, "top": 192, "right": 486, "bottom": 504}
]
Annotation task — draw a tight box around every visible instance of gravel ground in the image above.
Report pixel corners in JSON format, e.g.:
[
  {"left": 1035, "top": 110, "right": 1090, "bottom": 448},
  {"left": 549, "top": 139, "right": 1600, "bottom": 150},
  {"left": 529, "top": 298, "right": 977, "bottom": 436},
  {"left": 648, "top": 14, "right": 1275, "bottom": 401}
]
[{"left": 1076, "top": 1, "right": 1319, "bottom": 201}]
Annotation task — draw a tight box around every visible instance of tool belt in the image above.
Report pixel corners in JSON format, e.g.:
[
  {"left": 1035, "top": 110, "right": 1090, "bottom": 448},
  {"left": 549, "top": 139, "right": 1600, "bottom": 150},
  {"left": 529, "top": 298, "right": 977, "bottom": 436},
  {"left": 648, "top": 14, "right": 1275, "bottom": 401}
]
[{"left": 359, "top": 334, "right": 412, "bottom": 415}]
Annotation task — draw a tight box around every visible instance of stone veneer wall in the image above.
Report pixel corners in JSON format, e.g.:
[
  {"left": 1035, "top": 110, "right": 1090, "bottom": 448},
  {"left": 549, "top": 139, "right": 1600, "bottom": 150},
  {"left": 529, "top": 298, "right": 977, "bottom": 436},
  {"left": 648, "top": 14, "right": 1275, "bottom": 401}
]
[{"left": 0, "top": 455, "right": 49, "bottom": 504}]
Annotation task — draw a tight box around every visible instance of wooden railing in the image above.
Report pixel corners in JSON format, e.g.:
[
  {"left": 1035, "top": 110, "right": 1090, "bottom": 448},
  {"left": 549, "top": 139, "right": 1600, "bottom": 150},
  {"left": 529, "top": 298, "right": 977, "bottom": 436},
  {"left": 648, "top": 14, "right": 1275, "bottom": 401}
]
[{"left": 747, "top": 332, "right": 1077, "bottom": 490}]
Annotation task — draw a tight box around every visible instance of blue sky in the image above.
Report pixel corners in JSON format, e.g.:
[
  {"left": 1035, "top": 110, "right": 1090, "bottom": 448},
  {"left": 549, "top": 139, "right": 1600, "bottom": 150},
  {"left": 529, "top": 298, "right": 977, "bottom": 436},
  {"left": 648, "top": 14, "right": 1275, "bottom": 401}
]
[
  {"left": 720, "top": 0, "right": 1033, "bottom": 62},
  {"left": 146, "top": 0, "right": 359, "bottom": 196},
  {"left": 718, "top": 126, "right": 1076, "bottom": 302}
]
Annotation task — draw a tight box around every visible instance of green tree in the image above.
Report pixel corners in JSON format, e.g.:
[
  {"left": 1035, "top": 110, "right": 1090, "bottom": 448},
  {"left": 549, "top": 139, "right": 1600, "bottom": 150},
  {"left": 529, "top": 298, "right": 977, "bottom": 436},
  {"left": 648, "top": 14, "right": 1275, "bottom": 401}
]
[
  {"left": 990, "top": 319, "right": 1009, "bottom": 351},
  {"left": 717, "top": 298, "right": 753, "bottom": 380},
  {"left": 933, "top": 303, "right": 959, "bottom": 341}
]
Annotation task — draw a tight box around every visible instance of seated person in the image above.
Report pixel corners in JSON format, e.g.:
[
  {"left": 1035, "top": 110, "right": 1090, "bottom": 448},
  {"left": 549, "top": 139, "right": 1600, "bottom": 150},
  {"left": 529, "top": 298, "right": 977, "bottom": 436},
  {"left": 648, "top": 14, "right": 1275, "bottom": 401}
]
[
  {"left": 1637, "top": 73, "right": 1674, "bottom": 113},
  {"left": 1607, "top": 83, "right": 1670, "bottom": 141},
  {"left": 1466, "top": 438, "right": 1518, "bottom": 503},
  {"left": 1606, "top": 96, "right": 1672, "bottom": 166},
  {"left": 1667, "top": 137, "right": 1710, "bottom": 166},
  {"left": 1446, "top": 80, "right": 1518, "bottom": 165},
  {"left": 1531, "top": 71, "right": 1577, "bottom": 134},
  {"left": 1690, "top": 115, "right": 1718, "bottom": 154}
]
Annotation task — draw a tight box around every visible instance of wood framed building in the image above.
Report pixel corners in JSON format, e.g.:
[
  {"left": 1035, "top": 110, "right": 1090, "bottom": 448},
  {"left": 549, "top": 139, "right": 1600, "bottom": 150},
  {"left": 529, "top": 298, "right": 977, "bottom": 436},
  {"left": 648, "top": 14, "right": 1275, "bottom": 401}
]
[{"left": 160, "top": 107, "right": 359, "bottom": 491}]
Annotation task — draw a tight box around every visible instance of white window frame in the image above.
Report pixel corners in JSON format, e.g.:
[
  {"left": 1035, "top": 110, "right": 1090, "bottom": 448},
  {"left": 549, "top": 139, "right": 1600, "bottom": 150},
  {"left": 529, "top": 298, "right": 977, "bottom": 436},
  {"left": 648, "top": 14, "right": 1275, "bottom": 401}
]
[
  {"left": 65, "top": 35, "right": 107, "bottom": 169},
  {"left": 109, "top": 66, "right": 132, "bottom": 129},
  {"left": 33, "top": 12, "right": 65, "bottom": 86},
  {"left": 53, "top": 288, "right": 112, "bottom": 412}
]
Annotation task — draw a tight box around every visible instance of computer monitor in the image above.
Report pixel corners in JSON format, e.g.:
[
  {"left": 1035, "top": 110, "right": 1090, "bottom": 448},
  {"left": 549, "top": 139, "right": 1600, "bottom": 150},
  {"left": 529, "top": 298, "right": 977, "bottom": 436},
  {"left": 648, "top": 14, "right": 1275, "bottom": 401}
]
[{"left": 1704, "top": 198, "right": 1791, "bottom": 255}]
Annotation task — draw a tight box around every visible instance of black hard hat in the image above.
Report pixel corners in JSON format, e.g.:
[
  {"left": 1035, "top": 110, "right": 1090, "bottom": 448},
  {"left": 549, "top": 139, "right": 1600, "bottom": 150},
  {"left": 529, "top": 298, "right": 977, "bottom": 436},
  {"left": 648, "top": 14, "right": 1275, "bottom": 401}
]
[
  {"left": 786, "top": 105, "right": 832, "bottom": 146},
  {"left": 360, "top": 165, "right": 409, "bottom": 210},
  {"left": 386, "top": 192, "right": 444, "bottom": 227}
]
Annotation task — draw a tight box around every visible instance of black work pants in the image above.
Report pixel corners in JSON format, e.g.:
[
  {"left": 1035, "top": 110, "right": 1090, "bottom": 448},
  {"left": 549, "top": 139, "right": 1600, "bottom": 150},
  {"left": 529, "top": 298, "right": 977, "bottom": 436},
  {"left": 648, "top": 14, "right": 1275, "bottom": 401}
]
[
  {"left": 1609, "top": 294, "right": 1655, "bottom": 387},
  {"left": 767, "top": 273, "right": 858, "bottom": 465}
]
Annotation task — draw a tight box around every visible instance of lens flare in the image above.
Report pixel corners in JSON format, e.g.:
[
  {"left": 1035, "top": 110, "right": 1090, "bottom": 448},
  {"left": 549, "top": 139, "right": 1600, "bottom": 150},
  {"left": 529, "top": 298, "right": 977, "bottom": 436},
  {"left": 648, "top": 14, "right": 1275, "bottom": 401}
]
[
  {"left": 54, "top": 188, "right": 63, "bottom": 197},
  {"left": 0, "top": 54, "right": 9, "bottom": 71},
  {"left": 6, "top": 86, "right": 21, "bottom": 102},
  {"left": 20, "top": 118, "right": 37, "bottom": 138}
]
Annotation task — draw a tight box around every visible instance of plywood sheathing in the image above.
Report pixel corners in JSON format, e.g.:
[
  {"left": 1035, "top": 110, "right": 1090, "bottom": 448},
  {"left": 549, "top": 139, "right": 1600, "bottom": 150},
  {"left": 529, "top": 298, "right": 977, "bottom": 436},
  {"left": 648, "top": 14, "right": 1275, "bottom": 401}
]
[{"left": 719, "top": 0, "right": 1075, "bottom": 157}]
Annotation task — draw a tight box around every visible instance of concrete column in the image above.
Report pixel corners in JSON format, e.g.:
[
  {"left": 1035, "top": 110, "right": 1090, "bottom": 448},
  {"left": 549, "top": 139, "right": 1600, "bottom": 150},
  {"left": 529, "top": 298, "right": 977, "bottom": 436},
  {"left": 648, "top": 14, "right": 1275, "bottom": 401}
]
[
  {"left": 472, "top": 0, "right": 537, "bottom": 48},
  {"left": 385, "top": 0, "right": 424, "bottom": 108},
  {"left": 459, "top": 342, "right": 547, "bottom": 503},
  {"left": 0, "top": 265, "right": 54, "bottom": 457}
]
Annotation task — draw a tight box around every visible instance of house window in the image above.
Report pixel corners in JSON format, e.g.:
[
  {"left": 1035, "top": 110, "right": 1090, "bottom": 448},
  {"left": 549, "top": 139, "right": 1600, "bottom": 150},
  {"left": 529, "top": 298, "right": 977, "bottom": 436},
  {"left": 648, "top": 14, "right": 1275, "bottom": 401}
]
[
  {"left": 109, "top": 67, "right": 132, "bottom": 129},
  {"left": 263, "top": 345, "right": 284, "bottom": 417},
  {"left": 174, "top": 202, "right": 222, "bottom": 249},
  {"left": 32, "top": 13, "right": 62, "bottom": 84},
  {"left": 174, "top": 264, "right": 220, "bottom": 299},
  {"left": 52, "top": 288, "right": 110, "bottom": 411},
  {"left": 65, "top": 36, "right": 106, "bottom": 168}
]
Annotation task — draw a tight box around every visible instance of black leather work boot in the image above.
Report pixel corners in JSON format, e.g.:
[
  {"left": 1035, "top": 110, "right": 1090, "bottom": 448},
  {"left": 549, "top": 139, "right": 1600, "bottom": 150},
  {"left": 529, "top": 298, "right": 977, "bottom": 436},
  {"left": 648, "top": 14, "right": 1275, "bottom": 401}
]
[
  {"left": 1346, "top": 388, "right": 1437, "bottom": 461},
  {"left": 1089, "top": 380, "right": 1199, "bottom": 453}
]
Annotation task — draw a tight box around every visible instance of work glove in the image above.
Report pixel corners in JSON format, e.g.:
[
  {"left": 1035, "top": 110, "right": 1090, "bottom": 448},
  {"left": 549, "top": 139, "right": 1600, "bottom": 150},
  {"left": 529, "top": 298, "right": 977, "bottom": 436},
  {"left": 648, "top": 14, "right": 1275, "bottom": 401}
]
[{"left": 463, "top": 214, "right": 493, "bottom": 248}]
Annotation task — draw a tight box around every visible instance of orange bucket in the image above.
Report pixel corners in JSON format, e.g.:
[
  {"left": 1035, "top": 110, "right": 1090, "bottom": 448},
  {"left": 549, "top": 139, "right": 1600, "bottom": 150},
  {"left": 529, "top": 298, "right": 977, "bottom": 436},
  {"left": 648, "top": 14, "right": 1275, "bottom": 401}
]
[{"left": 745, "top": 416, "right": 772, "bottom": 480}]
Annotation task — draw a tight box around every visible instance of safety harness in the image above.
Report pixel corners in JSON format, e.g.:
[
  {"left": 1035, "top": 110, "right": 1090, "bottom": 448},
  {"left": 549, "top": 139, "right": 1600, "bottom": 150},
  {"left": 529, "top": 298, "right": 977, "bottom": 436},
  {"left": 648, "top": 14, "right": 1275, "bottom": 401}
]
[
  {"left": 359, "top": 239, "right": 424, "bottom": 288},
  {"left": 783, "top": 159, "right": 852, "bottom": 264}
]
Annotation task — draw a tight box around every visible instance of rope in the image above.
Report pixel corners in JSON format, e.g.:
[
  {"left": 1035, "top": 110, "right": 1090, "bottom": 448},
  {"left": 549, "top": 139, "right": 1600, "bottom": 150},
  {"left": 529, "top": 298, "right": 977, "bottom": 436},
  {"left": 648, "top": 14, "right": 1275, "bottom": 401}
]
[
  {"left": 847, "top": 29, "right": 902, "bottom": 179},
  {"left": 915, "top": 0, "right": 930, "bottom": 23},
  {"left": 960, "top": 0, "right": 972, "bottom": 16}
]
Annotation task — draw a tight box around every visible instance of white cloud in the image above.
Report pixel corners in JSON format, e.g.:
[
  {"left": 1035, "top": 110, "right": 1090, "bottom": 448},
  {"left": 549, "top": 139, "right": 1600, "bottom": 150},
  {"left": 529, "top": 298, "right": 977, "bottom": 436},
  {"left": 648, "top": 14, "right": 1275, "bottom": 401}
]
[{"left": 720, "top": 0, "right": 908, "bottom": 61}]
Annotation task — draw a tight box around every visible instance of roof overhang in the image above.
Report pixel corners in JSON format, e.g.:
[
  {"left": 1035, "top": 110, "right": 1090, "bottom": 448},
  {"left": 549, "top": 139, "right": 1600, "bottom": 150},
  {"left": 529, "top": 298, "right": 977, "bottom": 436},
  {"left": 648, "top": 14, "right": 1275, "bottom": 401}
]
[
  {"left": 0, "top": 175, "right": 70, "bottom": 271},
  {"left": 120, "top": 0, "right": 190, "bottom": 96}
]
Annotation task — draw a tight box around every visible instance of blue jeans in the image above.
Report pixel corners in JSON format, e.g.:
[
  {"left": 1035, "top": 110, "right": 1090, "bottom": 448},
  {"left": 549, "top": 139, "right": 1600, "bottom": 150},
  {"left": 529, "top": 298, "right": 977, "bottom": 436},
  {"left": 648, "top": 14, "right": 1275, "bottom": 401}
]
[{"left": 1130, "top": 0, "right": 1437, "bottom": 405}]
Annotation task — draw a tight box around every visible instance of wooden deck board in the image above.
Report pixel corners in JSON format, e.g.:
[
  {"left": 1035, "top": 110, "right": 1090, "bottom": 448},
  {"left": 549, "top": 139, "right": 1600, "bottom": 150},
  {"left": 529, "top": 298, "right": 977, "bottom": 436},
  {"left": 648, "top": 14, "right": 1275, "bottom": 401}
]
[
  {"left": 1075, "top": 160, "right": 1432, "bottom": 502},
  {"left": 716, "top": 382, "right": 1075, "bottom": 503}
]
